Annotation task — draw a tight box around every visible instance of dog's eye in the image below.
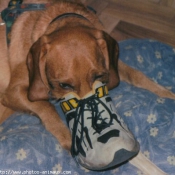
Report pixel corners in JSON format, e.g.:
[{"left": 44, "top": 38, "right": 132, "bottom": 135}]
[
  {"left": 59, "top": 83, "right": 73, "bottom": 90},
  {"left": 94, "top": 73, "right": 109, "bottom": 84},
  {"left": 94, "top": 74, "right": 106, "bottom": 81},
  {"left": 95, "top": 75, "right": 104, "bottom": 80}
]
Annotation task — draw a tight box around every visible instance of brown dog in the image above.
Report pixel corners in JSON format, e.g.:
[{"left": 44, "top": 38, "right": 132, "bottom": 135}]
[{"left": 0, "top": 0, "right": 174, "bottom": 174}]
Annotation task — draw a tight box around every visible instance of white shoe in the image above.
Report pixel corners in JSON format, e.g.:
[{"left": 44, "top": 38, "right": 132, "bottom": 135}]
[{"left": 60, "top": 81, "right": 139, "bottom": 170}]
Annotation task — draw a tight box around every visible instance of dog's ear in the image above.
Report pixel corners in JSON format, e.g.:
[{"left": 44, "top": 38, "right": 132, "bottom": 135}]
[
  {"left": 27, "top": 36, "right": 50, "bottom": 101},
  {"left": 96, "top": 30, "right": 119, "bottom": 70}
]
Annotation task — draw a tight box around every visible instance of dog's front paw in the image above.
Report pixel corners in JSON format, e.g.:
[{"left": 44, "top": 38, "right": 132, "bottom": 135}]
[
  {"left": 60, "top": 135, "right": 72, "bottom": 151},
  {"left": 57, "top": 126, "right": 72, "bottom": 151}
]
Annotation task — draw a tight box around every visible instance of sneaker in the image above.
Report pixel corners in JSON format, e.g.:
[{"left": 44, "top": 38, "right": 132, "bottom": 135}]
[{"left": 60, "top": 81, "right": 139, "bottom": 170}]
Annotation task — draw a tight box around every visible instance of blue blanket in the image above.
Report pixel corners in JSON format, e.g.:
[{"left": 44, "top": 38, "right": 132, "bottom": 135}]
[{"left": 0, "top": 39, "right": 175, "bottom": 175}]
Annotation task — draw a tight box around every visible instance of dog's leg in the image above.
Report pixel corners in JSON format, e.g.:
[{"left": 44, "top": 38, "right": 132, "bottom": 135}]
[
  {"left": 0, "top": 18, "right": 11, "bottom": 95},
  {"left": 2, "top": 86, "right": 71, "bottom": 150},
  {"left": 0, "top": 103, "right": 14, "bottom": 124},
  {"left": 1, "top": 63, "right": 71, "bottom": 150},
  {"left": 130, "top": 152, "right": 168, "bottom": 175},
  {"left": 118, "top": 60, "right": 175, "bottom": 99}
]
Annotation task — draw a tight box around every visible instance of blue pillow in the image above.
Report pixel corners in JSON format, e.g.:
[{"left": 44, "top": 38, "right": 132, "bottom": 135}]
[{"left": 0, "top": 39, "right": 175, "bottom": 175}]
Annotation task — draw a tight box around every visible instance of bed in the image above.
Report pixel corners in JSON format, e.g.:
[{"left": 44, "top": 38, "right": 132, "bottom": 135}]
[{"left": 0, "top": 39, "right": 175, "bottom": 175}]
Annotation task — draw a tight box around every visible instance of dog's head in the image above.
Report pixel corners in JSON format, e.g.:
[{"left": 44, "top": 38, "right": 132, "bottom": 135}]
[{"left": 27, "top": 26, "right": 119, "bottom": 101}]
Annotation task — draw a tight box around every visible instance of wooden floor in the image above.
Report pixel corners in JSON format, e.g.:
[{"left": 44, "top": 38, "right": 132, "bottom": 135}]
[{"left": 82, "top": 0, "right": 175, "bottom": 47}]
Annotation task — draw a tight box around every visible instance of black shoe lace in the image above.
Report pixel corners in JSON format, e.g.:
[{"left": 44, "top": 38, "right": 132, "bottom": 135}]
[{"left": 71, "top": 94, "right": 114, "bottom": 157}]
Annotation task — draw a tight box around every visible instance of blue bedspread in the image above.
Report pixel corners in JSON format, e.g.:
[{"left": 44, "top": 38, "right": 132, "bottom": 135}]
[{"left": 0, "top": 39, "right": 175, "bottom": 175}]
